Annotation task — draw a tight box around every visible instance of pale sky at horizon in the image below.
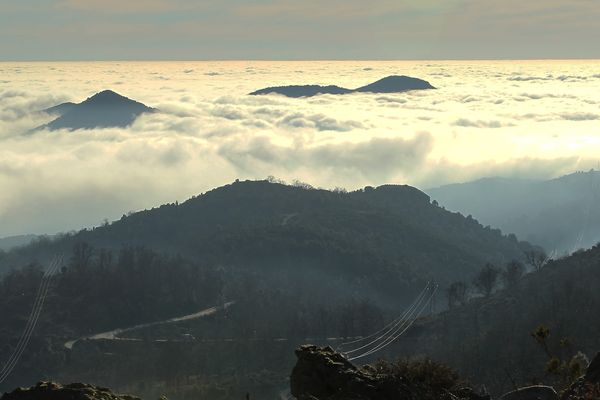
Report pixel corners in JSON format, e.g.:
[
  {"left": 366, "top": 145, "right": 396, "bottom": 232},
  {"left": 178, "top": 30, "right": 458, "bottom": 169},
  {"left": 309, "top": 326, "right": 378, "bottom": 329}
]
[{"left": 1, "top": 0, "right": 599, "bottom": 60}]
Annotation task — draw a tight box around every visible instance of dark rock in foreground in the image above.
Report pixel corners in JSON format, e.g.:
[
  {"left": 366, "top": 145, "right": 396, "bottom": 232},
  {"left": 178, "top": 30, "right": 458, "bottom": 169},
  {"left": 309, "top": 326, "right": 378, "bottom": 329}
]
[
  {"left": 249, "top": 75, "right": 435, "bottom": 97},
  {"left": 0, "top": 382, "right": 141, "bottom": 400},
  {"left": 38, "top": 90, "right": 156, "bottom": 131},
  {"left": 290, "top": 345, "right": 409, "bottom": 400},
  {"left": 290, "top": 345, "right": 483, "bottom": 400}
]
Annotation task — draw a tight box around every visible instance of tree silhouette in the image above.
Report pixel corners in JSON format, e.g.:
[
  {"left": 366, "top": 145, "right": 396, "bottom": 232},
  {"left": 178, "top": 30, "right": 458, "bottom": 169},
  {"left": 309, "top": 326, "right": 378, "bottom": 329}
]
[
  {"left": 524, "top": 250, "right": 549, "bottom": 272},
  {"left": 473, "top": 264, "right": 499, "bottom": 297},
  {"left": 447, "top": 281, "right": 468, "bottom": 308},
  {"left": 502, "top": 260, "right": 525, "bottom": 288}
]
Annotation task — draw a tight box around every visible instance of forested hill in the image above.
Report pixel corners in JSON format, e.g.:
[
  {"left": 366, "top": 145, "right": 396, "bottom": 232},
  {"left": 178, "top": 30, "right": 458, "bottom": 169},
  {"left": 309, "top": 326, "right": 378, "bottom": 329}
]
[
  {"left": 1, "top": 180, "right": 534, "bottom": 293},
  {"left": 388, "top": 242, "right": 600, "bottom": 396},
  {"left": 427, "top": 170, "right": 600, "bottom": 253}
]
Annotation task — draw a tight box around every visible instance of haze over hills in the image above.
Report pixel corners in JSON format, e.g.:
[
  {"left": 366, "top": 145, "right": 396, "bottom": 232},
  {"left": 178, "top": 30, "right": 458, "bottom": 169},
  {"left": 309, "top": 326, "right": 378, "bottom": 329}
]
[
  {"left": 37, "top": 90, "right": 156, "bottom": 131},
  {"left": 386, "top": 241, "right": 600, "bottom": 396},
  {"left": 249, "top": 75, "right": 435, "bottom": 97},
  {"left": 0, "top": 235, "right": 39, "bottom": 251},
  {"left": 0, "top": 179, "right": 539, "bottom": 398},
  {"left": 427, "top": 170, "right": 600, "bottom": 254},
  {"left": 0, "top": 180, "right": 535, "bottom": 298}
]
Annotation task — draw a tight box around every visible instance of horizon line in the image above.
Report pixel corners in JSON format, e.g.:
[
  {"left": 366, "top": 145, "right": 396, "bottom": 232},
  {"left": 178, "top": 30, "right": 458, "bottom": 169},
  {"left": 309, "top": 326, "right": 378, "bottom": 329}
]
[{"left": 1, "top": 58, "right": 600, "bottom": 63}]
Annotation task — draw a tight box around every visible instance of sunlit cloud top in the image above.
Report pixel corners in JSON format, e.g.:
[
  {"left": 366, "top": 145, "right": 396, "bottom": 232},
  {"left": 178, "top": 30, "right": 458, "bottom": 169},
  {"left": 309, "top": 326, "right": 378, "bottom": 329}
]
[{"left": 1, "top": 60, "right": 599, "bottom": 236}]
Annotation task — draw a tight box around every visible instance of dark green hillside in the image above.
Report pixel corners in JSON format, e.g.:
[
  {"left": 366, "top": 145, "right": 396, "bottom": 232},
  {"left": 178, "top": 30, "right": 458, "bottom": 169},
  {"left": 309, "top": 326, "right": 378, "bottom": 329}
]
[
  {"left": 385, "top": 243, "right": 600, "bottom": 396},
  {"left": 0, "top": 180, "right": 544, "bottom": 398},
  {"left": 1, "top": 180, "right": 534, "bottom": 294}
]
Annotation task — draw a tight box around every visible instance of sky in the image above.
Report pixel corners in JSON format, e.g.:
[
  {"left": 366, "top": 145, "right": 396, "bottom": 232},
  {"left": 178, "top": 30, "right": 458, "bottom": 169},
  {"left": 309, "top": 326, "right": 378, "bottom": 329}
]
[
  {"left": 1, "top": 0, "right": 599, "bottom": 60},
  {"left": 1, "top": 60, "right": 599, "bottom": 237},
  {"left": 0, "top": 1, "right": 599, "bottom": 238}
]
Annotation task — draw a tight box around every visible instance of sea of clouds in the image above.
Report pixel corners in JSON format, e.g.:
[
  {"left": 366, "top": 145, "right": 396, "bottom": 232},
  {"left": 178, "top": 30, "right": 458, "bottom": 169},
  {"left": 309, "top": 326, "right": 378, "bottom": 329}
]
[{"left": 0, "top": 60, "right": 599, "bottom": 236}]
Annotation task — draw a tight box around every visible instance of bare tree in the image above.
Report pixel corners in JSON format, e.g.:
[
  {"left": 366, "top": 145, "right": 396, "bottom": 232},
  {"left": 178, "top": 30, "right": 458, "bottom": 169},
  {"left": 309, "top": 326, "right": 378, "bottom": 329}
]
[
  {"left": 524, "top": 250, "right": 549, "bottom": 272},
  {"left": 447, "top": 281, "right": 469, "bottom": 308},
  {"left": 503, "top": 261, "right": 525, "bottom": 288},
  {"left": 473, "top": 264, "right": 500, "bottom": 297}
]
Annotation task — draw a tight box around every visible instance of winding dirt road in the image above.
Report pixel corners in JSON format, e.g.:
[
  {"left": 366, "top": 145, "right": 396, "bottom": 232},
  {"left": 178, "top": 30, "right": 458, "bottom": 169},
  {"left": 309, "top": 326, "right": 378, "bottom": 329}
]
[{"left": 64, "top": 301, "right": 235, "bottom": 350}]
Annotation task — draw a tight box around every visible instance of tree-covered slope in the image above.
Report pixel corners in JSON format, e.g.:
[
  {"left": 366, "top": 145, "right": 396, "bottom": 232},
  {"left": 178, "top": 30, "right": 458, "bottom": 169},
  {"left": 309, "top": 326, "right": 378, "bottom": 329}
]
[
  {"left": 427, "top": 170, "right": 600, "bottom": 253},
  {"left": 1, "top": 180, "right": 534, "bottom": 291},
  {"left": 385, "top": 243, "right": 600, "bottom": 396}
]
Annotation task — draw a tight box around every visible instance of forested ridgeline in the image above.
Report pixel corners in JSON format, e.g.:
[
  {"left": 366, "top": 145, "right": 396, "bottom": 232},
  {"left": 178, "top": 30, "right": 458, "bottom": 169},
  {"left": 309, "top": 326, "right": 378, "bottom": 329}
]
[
  {"left": 0, "top": 179, "right": 536, "bottom": 290},
  {"left": 0, "top": 244, "right": 393, "bottom": 396},
  {"left": 0, "top": 179, "right": 545, "bottom": 398},
  {"left": 383, "top": 243, "right": 600, "bottom": 396}
]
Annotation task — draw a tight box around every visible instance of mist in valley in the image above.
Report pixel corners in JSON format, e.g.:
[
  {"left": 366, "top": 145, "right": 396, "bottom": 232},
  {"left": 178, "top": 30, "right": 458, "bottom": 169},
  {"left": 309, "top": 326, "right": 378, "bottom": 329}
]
[{"left": 2, "top": 2, "right": 600, "bottom": 400}]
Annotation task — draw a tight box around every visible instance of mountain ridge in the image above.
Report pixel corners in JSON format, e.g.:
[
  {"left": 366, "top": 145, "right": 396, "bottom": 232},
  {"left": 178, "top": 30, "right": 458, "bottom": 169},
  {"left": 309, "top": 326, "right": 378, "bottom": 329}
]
[
  {"left": 249, "top": 75, "right": 435, "bottom": 97},
  {"left": 427, "top": 170, "right": 600, "bottom": 253},
  {"left": 1, "top": 180, "right": 535, "bottom": 296},
  {"left": 37, "top": 90, "right": 156, "bottom": 131}
]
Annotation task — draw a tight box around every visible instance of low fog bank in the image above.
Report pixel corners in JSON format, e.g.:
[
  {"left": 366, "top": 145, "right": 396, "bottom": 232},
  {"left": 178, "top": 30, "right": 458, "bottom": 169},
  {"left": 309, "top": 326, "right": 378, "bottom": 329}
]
[{"left": 1, "top": 61, "right": 599, "bottom": 238}]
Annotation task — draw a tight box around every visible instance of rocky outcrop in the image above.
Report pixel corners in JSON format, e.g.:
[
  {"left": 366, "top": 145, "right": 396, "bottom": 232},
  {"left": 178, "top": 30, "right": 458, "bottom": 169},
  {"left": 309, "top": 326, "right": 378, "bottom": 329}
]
[
  {"left": 290, "top": 345, "right": 483, "bottom": 400},
  {"left": 0, "top": 382, "right": 142, "bottom": 400},
  {"left": 290, "top": 345, "right": 410, "bottom": 400}
]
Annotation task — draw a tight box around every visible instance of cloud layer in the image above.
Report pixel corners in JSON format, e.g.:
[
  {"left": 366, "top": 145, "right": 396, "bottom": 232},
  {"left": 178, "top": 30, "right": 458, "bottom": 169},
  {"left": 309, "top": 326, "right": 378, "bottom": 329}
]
[{"left": 0, "top": 60, "right": 599, "bottom": 236}]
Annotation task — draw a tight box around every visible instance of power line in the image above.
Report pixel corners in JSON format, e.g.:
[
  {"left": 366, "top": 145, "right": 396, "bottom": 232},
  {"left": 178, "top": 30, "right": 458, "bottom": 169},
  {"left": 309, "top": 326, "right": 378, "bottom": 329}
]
[
  {"left": 0, "top": 257, "right": 61, "bottom": 384},
  {"left": 337, "top": 282, "right": 430, "bottom": 352},
  {"left": 341, "top": 283, "right": 431, "bottom": 356},
  {"left": 348, "top": 285, "right": 438, "bottom": 362}
]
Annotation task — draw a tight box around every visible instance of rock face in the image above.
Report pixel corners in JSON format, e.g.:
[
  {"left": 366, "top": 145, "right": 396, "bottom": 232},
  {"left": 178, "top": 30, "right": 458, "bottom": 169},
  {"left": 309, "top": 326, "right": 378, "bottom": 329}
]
[
  {"left": 38, "top": 90, "right": 156, "bottom": 131},
  {"left": 290, "top": 345, "right": 483, "bottom": 400},
  {"left": 290, "top": 345, "right": 410, "bottom": 400},
  {"left": 0, "top": 382, "right": 141, "bottom": 400},
  {"left": 249, "top": 75, "right": 435, "bottom": 98},
  {"left": 500, "top": 385, "right": 558, "bottom": 400}
]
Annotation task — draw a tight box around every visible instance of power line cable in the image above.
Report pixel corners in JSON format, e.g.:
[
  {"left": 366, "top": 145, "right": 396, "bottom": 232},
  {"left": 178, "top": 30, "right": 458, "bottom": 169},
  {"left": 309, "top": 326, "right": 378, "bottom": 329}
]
[
  {"left": 348, "top": 285, "right": 438, "bottom": 362},
  {"left": 341, "top": 283, "right": 430, "bottom": 355}
]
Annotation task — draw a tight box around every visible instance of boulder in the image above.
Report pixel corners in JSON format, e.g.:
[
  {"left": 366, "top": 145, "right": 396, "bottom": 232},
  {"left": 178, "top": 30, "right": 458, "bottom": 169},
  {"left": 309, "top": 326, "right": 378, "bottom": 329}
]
[
  {"left": 290, "top": 345, "right": 479, "bottom": 400},
  {"left": 500, "top": 385, "right": 558, "bottom": 400},
  {"left": 0, "top": 382, "right": 142, "bottom": 400},
  {"left": 290, "top": 345, "right": 409, "bottom": 400}
]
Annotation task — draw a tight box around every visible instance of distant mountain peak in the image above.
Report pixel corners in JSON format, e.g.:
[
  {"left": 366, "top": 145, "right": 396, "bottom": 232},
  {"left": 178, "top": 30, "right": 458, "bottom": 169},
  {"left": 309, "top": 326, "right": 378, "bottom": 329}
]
[
  {"left": 85, "top": 89, "right": 129, "bottom": 102},
  {"left": 355, "top": 75, "right": 435, "bottom": 93},
  {"left": 37, "top": 90, "right": 156, "bottom": 131},
  {"left": 249, "top": 75, "right": 435, "bottom": 98},
  {"left": 250, "top": 85, "right": 352, "bottom": 98}
]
